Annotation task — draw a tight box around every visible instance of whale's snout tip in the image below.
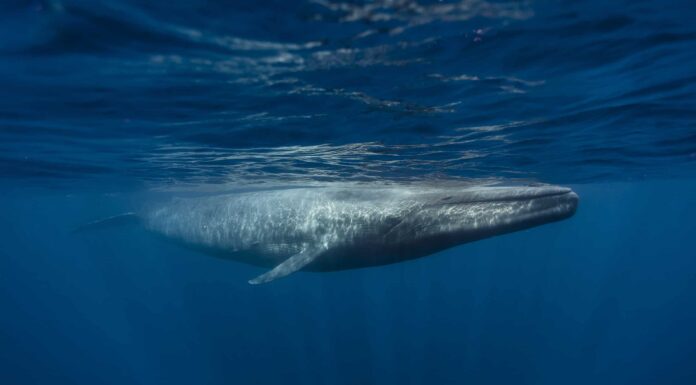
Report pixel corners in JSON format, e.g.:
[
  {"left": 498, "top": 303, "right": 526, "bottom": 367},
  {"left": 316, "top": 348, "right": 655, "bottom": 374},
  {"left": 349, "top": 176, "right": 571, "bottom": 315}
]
[{"left": 563, "top": 190, "right": 580, "bottom": 216}]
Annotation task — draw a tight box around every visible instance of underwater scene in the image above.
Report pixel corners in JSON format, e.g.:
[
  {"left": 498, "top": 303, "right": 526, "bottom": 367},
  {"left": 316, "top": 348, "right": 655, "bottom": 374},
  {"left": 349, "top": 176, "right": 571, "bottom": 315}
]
[{"left": 1, "top": 0, "right": 695, "bottom": 384}]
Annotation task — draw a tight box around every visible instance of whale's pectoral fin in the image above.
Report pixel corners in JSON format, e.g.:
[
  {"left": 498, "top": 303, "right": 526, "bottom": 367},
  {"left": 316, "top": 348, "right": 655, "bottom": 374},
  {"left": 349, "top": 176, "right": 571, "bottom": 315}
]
[{"left": 248, "top": 247, "right": 321, "bottom": 285}]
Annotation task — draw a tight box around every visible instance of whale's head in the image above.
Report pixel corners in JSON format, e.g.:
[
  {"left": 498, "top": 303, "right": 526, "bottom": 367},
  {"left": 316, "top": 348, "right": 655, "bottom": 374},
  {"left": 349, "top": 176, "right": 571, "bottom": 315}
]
[
  {"left": 442, "top": 184, "right": 578, "bottom": 227},
  {"left": 394, "top": 184, "right": 578, "bottom": 253}
]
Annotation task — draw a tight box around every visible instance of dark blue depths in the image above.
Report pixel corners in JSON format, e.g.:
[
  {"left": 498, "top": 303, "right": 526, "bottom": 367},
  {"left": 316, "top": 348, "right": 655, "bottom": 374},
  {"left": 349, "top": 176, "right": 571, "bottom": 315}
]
[
  {"left": 1, "top": 0, "right": 696, "bottom": 384},
  {"left": 2, "top": 182, "right": 696, "bottom": 385}
]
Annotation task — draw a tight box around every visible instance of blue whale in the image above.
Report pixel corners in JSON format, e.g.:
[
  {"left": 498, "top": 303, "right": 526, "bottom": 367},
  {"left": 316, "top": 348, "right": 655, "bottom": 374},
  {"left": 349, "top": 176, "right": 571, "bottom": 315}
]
[{"left": 78, "top": 184, "right": 578, "bottom": 284}]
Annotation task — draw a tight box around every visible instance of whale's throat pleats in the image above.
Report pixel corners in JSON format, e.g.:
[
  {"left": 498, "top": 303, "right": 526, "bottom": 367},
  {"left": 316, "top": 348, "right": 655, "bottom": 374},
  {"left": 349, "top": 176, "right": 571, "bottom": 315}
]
[{"left": 248, "top": 246, "right": 324, "bottom": 285}]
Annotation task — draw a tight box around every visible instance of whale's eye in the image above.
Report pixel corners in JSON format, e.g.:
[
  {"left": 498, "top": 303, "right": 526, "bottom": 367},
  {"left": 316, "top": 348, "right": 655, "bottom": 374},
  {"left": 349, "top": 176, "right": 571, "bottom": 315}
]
[{"left": 441, "top": 196, "right": 453, "bottom": 201}]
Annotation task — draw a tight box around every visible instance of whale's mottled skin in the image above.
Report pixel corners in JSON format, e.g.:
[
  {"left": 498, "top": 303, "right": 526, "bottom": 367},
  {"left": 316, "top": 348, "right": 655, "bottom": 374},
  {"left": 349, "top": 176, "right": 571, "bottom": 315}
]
[{"left": 128, "top": 184, "right": 577, "bottom": 284}]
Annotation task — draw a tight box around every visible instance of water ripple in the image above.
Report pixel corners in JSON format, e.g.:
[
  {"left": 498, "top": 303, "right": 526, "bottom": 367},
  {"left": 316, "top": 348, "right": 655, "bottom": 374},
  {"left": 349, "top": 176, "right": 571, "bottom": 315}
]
[{"left": 1, "top": 0, "right": 695, "bottom": 189}]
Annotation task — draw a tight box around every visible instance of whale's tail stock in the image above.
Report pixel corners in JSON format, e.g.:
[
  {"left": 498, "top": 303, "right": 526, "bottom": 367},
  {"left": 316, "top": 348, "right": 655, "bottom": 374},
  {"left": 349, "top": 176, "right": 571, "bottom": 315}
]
[{"left": 72, "top": 212, "right": 141, "bottom": 234}]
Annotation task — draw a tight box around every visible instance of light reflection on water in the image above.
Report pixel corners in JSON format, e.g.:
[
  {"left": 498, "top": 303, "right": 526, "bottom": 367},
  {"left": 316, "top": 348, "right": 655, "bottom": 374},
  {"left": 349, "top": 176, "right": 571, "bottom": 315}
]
[{"left": 0, "top": 0, "right": 694, "bottom": 188}]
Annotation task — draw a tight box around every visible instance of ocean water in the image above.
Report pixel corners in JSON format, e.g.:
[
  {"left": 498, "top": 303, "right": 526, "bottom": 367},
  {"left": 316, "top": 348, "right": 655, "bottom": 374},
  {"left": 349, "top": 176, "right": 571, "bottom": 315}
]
[{"left": 1, "top": 0, "right": 696, "bottom": 384}]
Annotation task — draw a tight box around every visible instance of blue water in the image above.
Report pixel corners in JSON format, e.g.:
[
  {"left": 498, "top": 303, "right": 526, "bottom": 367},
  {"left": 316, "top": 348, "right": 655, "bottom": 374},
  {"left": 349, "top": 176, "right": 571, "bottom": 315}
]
[{"left": 1, "top": 0, "right": 696, "bottom": 384}]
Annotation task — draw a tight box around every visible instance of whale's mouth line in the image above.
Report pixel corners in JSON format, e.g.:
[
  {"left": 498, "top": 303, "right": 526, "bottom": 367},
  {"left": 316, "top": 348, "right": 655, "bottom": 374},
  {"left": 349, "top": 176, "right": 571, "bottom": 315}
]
[
  {"left": 489, "top": 190, "right": 574, "bottom": 204},
  {"left": 439, "top": 189, "right": 575, "bottom": 206}
]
